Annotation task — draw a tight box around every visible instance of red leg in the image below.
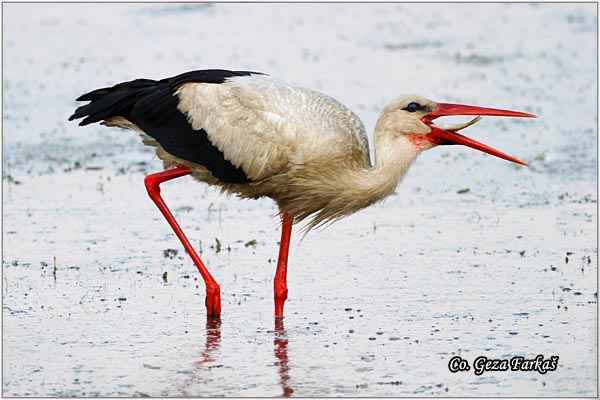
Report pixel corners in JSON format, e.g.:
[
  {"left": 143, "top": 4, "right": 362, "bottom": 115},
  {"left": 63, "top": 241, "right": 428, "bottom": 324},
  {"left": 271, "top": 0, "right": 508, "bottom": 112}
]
[
  {"left": 144, "top": 166, "right": 221, "bottom": 316},
  {"left": 274, "top": 213, "right": 293, "bottom": 318}
]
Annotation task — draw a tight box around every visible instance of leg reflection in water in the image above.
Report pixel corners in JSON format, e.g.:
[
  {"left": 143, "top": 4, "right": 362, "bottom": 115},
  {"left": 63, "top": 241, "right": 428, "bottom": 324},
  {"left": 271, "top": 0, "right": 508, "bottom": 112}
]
[
  {"left": 274, "top": 318, "right": 293, "bottom": 397},
  {"left": 194, "top": 316, "right": 222, "bottom": 367},
  {"left": 180, "top": 316, "right": 223, "bottom": 396},
  {"left": 181, "top": 317, "right": 293, "bottom": 397}
]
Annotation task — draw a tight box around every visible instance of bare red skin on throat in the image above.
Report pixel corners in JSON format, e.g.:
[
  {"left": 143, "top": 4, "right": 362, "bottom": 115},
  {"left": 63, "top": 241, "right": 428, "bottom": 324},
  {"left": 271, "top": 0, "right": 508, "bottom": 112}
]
[{"left": 407, "top": 134, "right": 437, "bottom": 150}]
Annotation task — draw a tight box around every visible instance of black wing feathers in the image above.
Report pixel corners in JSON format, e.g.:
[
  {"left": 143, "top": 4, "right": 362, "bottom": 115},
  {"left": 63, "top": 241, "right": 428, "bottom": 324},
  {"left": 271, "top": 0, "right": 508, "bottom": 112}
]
[
  {"left": 129, "top": 86, "right": 251, "bottom": 183},
  {"left": 160, "top": 69, "right": 261, "bottom": 86},
  {"left": 69, "top": 69, "right": 263, "bottom": 184}
]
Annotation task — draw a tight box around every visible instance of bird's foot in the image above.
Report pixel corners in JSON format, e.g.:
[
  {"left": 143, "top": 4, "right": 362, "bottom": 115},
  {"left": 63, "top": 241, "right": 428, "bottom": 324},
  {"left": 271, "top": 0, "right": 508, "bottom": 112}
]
[
  {"left": 274, "top": 287, "right": 288, "bottom": 318},
  {"left": 205, "top": 285, "right": 222, "bottom": 317}
]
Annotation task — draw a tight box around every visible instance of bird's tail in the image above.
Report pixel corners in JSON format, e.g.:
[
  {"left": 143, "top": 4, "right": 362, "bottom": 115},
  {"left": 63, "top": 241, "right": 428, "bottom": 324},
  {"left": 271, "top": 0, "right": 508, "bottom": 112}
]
[{"left": 68, "top": 78, "right": 159, "bottom": 126}]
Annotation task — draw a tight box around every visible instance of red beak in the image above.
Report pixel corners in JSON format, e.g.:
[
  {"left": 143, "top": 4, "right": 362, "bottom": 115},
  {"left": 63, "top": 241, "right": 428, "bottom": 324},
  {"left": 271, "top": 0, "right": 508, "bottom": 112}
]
[{"left": 423, "top": 102, "right": 537, "bottom": 166}]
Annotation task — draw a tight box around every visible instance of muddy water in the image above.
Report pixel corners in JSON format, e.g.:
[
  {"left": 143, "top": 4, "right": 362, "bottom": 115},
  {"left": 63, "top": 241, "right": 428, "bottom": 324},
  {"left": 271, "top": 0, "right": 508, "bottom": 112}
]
[{"left": 2, "top": 3, "right": 597, "bottom": 397}]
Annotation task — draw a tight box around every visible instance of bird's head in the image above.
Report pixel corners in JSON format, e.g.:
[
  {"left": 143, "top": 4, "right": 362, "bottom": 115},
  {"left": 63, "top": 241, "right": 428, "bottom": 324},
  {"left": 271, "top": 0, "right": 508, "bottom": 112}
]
[{"left": 376, "top": 95, "right": 536, "bottom": 165}]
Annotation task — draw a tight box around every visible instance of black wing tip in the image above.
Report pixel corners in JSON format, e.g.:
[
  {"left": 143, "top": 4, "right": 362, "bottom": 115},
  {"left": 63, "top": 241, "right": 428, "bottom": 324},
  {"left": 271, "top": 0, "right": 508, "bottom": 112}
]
[
  {"left": 72, "top": 69, "right": 267, "bottom": 100},
  {"left": 75, "top": 88, "right": 110, "bottom": 102},
  {"left": 237, "top": 70, "right": 268, "bottom": 76},
  {"left": 67, "top": 106, "right": 86, "bottom": 123},
  {"left": 67, "top": 114, "right": 93, "bottom": 126},
  {"left": 75, "top": 93, "right": 92, "bottom": 102},
  {"left": 68, "top": 109, "right": 81, "bottom": 122},
  {"left": 68, "top": 69, "right": 269, "bottom": 124},
  {"left": 164, "top": 69, "right": 268, "bottom": 86},
  {"left": 68, "top": 104, "right": 104, "bottom": 125}
]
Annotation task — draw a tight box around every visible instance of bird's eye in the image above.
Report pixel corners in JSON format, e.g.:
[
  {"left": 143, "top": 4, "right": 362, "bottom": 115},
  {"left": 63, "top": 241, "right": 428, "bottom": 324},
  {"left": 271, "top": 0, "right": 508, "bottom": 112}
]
[{"left": 404, "top": 102, "right": 422, "bottom": 113}]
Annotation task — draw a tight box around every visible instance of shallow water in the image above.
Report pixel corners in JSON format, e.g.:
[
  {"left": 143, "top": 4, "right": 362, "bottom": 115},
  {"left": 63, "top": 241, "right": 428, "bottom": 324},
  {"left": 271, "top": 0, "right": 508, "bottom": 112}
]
[{"left": 2, "top": 3, "right": 597, "bottom": 397}]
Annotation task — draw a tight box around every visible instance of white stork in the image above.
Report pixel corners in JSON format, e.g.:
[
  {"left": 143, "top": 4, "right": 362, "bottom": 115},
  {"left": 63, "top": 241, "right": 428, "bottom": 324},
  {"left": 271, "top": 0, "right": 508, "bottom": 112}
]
[{"left": 69, "top": 69, "right": 535, "bottom": 318}]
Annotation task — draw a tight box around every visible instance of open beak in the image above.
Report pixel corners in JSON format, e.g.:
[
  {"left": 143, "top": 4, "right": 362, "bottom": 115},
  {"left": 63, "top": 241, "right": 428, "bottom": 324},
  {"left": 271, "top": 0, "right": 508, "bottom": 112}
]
[{"left": 422, "top": 102, "right": 537, "bottom": 166}]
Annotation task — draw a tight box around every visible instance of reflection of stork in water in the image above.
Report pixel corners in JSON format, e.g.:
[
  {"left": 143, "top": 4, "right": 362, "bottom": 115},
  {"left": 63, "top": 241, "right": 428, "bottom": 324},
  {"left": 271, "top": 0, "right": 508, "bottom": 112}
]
[
  {"left": 178, "top": 317, "right": 223, "bottom": 396},
  {"left": 274, "top": 318, "right": 293, "bottom": 397},
  {"left": 178, "top": 317, "right": 293, "bottom": 397},
  {"left": 69, "top": 69, "right": 535, "bottom": 318},
  {"left": 194, "top": 317, "right": 222, "bottom": 367}
]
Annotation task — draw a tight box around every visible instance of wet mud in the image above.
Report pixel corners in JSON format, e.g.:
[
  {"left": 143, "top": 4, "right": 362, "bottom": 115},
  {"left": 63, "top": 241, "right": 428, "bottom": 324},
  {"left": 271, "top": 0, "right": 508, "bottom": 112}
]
[{"left": 3, "top": 3, "right": 597, "bottom": 397}]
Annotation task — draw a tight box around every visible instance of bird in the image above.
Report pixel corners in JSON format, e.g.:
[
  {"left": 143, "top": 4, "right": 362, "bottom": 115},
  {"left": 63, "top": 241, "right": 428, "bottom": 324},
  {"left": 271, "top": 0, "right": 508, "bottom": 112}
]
[{"left": 69, "top": 69, "right": 536, "bottom": 318}]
